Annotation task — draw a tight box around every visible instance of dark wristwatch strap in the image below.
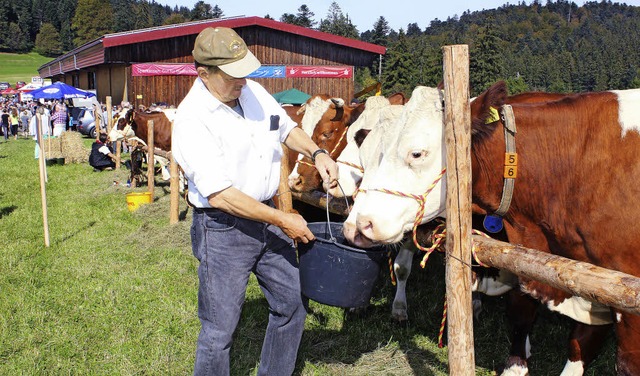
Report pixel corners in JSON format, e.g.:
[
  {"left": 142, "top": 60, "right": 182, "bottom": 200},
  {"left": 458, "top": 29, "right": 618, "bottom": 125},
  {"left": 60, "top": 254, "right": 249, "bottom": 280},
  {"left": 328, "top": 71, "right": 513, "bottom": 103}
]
[{"left": 311, "top": 148, "right": 329, "bottom": 163}]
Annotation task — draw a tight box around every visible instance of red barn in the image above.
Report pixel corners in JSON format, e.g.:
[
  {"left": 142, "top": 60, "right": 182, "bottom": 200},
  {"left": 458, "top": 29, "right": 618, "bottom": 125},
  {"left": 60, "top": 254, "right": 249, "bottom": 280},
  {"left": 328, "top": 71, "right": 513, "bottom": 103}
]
[{"left": 37, "top": 17, "right": 385, "bottom": 107}]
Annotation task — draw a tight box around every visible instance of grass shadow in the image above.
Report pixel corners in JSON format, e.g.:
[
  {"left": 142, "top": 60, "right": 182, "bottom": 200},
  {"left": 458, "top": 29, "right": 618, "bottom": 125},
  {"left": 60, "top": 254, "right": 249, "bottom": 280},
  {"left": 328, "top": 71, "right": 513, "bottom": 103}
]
[
  {"left": 0, "top": 205, "right": 17, "bottom": 219},
  {"left": 60, "top": 220, "right": 97, "bottom": 242}
]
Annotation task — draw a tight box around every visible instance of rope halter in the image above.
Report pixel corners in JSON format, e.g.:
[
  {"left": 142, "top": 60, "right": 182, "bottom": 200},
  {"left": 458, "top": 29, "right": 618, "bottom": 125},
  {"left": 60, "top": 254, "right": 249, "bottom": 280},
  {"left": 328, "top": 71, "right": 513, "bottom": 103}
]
[{"left": 356, "top": 167, "right": 447, "bottom": 257}]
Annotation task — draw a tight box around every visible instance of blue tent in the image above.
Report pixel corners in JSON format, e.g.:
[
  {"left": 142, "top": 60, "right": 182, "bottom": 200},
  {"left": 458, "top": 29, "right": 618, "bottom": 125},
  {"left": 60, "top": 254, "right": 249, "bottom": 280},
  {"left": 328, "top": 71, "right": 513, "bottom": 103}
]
[
  {"left": 29, "top": 82, "right": 96, "bottom": 100},
  {"left": 272, "top": 88, "right": 311, "bottom": 105}
]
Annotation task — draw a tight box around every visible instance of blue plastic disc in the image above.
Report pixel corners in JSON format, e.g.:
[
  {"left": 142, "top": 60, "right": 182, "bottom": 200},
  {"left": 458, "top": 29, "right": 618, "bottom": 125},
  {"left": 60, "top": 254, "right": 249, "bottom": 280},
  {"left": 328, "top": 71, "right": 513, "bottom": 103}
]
[{"left": 483, "top": 214, "right": 504, "bottom": 233}]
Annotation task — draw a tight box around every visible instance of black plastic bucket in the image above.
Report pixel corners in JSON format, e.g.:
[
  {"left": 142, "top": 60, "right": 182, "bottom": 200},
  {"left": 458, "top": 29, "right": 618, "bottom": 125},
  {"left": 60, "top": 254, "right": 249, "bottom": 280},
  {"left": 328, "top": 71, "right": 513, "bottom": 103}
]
[{"left": 298, "top": 221, "right": 386, "bottom": 308}]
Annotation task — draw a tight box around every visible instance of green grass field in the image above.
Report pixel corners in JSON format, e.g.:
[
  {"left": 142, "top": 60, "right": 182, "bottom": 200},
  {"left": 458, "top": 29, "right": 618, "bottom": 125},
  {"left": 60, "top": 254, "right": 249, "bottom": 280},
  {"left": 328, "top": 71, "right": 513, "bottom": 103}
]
[
  {"left": 0, "top": 135, "right": 617, "bottom": 375},
  {"left": 0, "top": 52, "right": 52, "bottom": 86}
]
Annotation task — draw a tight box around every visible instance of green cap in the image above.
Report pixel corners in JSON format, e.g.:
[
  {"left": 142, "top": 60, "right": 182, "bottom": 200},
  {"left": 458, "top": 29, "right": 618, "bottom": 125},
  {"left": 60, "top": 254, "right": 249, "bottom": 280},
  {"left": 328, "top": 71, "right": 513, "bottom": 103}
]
[{"left": 192, "top": 27, "right": 261, "bottom": 78}]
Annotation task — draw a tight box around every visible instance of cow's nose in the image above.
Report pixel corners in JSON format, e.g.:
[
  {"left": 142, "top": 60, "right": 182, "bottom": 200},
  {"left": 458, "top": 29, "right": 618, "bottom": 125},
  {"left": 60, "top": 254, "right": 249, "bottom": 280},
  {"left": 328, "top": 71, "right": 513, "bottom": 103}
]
[
  {"left": 356, "top": 214, "right": 375, "bottom": 239},
  {"left": 343, "top": 221, "right": 357, "bottom": 243},
  {"left": 289, "top": 175, "right": 305, "bottom": 192}
]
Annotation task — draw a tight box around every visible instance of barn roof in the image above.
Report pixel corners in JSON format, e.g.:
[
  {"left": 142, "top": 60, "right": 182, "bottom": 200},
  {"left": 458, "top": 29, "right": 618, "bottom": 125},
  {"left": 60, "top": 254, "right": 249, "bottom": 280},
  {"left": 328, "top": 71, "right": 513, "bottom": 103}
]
[{"left": 39, "top": 16, "right": 385, "bottom": 75}]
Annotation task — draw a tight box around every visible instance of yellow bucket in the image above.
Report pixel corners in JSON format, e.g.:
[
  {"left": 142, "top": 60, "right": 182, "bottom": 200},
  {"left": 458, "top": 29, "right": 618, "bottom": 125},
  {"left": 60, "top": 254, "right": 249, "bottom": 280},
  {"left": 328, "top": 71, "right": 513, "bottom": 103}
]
[{"left": 126, "top": 192, "right": 153, "bottom": 212}]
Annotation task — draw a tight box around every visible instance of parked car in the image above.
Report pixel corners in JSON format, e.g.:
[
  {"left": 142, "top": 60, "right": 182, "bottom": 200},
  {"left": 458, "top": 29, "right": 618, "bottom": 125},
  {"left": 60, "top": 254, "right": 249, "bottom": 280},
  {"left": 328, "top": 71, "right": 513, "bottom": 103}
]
[
  {"left": 75, "top": 107, "right": 103, "bottom": 138},
  {"left": 0, "top": 82, "right": 10, "bottom": 90},
  {"left": 15, "top": 81, "right": 26, "bottom": 89}
]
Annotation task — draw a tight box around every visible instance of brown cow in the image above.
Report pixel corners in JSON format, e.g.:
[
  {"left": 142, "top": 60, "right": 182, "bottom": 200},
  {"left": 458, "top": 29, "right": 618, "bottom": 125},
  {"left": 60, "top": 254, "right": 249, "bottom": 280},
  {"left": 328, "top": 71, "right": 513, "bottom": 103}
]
[
  {"left": 287, "top": 95, "right": 365, "bottom": 192},
  {"left": 345, "top": 82, "right": 640, "bottom": 374}
]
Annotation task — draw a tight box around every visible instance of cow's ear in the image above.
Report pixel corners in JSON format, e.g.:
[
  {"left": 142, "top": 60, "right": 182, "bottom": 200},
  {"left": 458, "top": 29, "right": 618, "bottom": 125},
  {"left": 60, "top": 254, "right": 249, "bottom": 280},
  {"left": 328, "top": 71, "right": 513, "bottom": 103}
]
[
  {"left": 471, "top": 81, "right": 507, "bottom": 136},
  {"left": 354, "top": 129, "right": 371, "bottom": 147},
  {"left": 346, "top": 103, "right": 366, "bottom": 126}
]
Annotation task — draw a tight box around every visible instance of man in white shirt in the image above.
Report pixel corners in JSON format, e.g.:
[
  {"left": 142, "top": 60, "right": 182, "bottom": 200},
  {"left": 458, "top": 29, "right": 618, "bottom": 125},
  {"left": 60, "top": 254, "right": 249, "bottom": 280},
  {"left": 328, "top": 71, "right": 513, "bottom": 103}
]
[{"left": 172, "top": 27, "right": 338, "bottom": 376}]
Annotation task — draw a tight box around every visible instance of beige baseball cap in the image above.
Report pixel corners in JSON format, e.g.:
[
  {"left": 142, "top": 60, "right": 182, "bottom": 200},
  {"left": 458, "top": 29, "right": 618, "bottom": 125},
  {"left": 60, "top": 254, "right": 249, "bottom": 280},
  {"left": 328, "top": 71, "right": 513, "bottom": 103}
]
[{"left": 192, "top": 27, "right": 261, "bottom": 78}]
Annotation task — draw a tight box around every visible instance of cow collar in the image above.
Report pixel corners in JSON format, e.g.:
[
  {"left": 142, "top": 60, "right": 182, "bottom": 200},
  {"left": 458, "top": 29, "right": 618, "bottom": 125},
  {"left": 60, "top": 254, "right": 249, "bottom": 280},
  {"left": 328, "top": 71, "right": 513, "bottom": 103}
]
[{"left": 483, "top": 105, "right": 517, "bottom": 233}]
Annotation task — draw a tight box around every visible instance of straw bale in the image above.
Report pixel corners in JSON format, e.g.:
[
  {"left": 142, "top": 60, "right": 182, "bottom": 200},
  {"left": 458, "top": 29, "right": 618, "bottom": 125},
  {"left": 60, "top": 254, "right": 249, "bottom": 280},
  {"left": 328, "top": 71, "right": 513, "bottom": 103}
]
[
  {"left": 60, "top": 131, "right": 90, "bottom": 163},
  {"left": 44, "top": 136, "right": 63, "bottom": 159}
]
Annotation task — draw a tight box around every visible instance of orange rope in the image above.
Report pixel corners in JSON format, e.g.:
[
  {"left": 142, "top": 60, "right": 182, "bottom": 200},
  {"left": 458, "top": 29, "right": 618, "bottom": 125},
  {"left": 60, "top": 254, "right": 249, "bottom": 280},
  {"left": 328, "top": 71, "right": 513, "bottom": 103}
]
[
  {"left": 387, "top": 250, "right": 396, "bottom": 286},
  {"left": 438, "top": 295, "right": 447, "bottom": 348},
  {"left": 336, "top": 159, "right": 364, "bottom": 172},
  {"left": 329, "top": 126, "right": 349, "bottom": 156}
]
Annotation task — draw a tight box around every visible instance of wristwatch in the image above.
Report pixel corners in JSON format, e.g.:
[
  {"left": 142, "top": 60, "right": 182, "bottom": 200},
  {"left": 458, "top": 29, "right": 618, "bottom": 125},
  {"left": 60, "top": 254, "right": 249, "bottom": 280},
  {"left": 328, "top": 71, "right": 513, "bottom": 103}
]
[{"left": 311, "top": 148, "right": 329, "bottom": 163}]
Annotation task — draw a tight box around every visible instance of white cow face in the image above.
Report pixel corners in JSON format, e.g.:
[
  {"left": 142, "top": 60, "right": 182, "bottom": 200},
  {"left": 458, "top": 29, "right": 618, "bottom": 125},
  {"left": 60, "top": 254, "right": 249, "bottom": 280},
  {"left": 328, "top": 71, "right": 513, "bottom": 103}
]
[
  {"left": 344, "top": 86, "right": 447, "bottom": 247},
  {"left": 328, "top": 96, "right": 392, "bottom": 198},
  {"left": 342, "top": 105, "right": 404, "bottom": 247}
]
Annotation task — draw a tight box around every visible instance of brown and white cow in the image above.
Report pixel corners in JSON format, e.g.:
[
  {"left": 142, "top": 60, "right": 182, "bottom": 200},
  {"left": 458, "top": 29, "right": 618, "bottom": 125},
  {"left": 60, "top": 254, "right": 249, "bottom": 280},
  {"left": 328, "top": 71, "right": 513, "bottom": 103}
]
[
  {"left": 346, "top": 91, "right": 551, "bottom": 325},
  {"left": 344, "top": 82, "right": 640, "bottom": 374},
  {"left": 110, "top": 108, "right": 177, "bottom": 185},
  {"left": 288, "top": 94, "right": 365, "bottom": 192}
]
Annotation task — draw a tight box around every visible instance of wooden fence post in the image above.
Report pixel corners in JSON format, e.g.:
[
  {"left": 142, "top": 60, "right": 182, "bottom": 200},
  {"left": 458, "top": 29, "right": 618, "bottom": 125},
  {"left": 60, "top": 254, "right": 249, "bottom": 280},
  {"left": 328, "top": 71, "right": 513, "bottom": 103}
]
[
  {"left": 169, "top": 122, "right": 179, "bottom": 224},
  {"left": 147, "top": 120, "right": 155, "bottom": 198},
  {"left": 94, "top": 103, "right": 101, "bottom": 141},
  {"left": 277, "top": 144, "right": 294, "bottom": 213},
  {"left": 36, "top": 113, "right": 50, "bottom": 247},
  {"left": 115, "top": 140, "right": 121, "bottom": 170},
  {"left": 443, "top": 44, "right": 474, "bottom": 375},
  {"left": 106, "top": 96, "right": 113, "bottom": 134}
]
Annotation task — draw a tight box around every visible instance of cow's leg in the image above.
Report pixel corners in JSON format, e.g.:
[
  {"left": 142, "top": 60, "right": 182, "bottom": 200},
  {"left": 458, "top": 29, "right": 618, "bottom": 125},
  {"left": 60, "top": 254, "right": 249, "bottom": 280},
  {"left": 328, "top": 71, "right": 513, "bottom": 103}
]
[
  {"left": 614, "top": 313, "right": 640, "bottom": 376},
  {"left": 560, "top": 322, "right": 612, "bottom": 376},
  {"left": 391, "top": 241, "right": 415, "bottom": 322},
  {"left": 501, "top": 287, "right": 537, "bottom": 376}
]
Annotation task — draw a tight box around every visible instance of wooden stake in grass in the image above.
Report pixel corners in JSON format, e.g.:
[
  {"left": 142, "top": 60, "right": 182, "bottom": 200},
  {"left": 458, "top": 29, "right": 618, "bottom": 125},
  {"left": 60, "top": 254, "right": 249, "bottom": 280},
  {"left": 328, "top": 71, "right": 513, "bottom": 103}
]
[
  {"left": 36, "top": 112, "right": 51, "bottom": 247},
  {"left": 147, "top": 120, "right": 155, "bottom": 198},
  {"left": 169, "top": 122, "right": 179, "bottom": 224}
]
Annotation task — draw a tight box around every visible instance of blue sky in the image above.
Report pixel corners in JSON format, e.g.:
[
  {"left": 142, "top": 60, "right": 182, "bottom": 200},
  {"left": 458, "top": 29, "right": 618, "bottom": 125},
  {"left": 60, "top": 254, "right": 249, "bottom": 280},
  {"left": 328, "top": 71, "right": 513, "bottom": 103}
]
[{"left": 154, "top": 0, "right": 640, "bottom": 31}]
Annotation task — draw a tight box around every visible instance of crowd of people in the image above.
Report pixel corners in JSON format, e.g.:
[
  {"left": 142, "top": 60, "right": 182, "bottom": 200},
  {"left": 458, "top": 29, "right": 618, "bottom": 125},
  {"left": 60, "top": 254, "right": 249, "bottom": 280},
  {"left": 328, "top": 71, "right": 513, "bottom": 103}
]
[{"left": 0, "top": 98, "right": 72, "bottom": 140}]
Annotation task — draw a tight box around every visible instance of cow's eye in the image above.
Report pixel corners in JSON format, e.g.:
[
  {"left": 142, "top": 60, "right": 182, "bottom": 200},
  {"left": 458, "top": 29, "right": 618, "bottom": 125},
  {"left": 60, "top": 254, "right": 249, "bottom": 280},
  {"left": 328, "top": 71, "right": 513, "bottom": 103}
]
[{"left": 406, "top": 150, "right": 428, "bottom": 166}]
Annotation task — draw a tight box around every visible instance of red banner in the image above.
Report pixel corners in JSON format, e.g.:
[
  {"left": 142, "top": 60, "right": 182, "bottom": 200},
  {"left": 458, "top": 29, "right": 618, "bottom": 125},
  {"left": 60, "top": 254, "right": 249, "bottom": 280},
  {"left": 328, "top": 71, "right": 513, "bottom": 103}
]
[
  {"left": 132, "top": 63, "right": 353, "bottom": 78},
  {"left": 132, "top": 63, "right": 197, "bottom": 76},
  {"left": 285, "top": 66, "right": 352, "bottom": 78}
]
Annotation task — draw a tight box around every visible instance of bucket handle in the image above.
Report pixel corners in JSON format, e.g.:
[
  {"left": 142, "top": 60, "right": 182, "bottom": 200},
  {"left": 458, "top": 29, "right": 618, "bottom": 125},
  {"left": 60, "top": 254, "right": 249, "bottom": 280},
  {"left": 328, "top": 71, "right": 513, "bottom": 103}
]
[{"left": 325, "top": 181, "right": 350, "bottom": 242}]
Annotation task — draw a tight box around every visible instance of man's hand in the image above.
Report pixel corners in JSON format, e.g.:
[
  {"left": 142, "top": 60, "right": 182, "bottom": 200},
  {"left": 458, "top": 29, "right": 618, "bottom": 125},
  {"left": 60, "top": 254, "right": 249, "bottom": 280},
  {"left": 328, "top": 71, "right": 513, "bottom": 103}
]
[
  {"left": 314, "top": 152, "right": 339, "bottom": 191},
  {"left": 278, "top": 212, "right": 315, "bottom": 244}
]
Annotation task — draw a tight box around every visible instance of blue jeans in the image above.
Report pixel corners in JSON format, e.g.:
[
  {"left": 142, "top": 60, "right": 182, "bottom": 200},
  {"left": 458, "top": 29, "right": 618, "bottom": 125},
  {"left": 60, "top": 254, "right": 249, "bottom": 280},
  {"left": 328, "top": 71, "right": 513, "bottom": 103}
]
[{"left": 191, "top": 205, "right": 307, "bottom": 376}]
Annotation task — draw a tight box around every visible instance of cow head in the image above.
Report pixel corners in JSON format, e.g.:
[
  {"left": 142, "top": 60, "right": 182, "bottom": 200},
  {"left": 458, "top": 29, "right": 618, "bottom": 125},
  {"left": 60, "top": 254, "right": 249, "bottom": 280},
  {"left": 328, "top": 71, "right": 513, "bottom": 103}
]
[
  {"left": 108, "top": 109, "right": 136, "bottom": 142},
  {"left": 343, "top": 82, "right": 508, "bottom": 247},
  {"left": 327, "top": 95, "right": 399, "bottom": 198},
  {"left": 288, "top": 95, "right": 365, "bottom": 192}
]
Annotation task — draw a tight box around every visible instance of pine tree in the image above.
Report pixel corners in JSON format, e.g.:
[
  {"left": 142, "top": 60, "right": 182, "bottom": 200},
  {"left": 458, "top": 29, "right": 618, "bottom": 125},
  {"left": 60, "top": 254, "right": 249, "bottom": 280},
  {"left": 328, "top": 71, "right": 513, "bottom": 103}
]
[
  {"left": 112, "top": 0, "right": 136, "bottom": 32},
  {"left": 72, "top": 0, "right": 114, "bottom": 47},
  {"left": 318, "top": 2, "right": 359, "bottom": 39},
  {"left": 35, "top": 22, "right": 63, "bottom": 56},
  {"left": 381, "top": 29, "right": 414, "bottom": 95},
  {"left": 295, "top": 5, "right": 316, "bottom": 28},
  {"left": 212, "top": 5, "right": 223, "bottom": 18},
  {"left": 133, "top": 1, "right": 154, "bottom": 29},
  {"left": 469, "top": 18, "right": 504, "bottom": 95},
  {"left": 190, "top": 1, "right": 213, "bottom": 21},
  {"left": 369, "top": 16, "right": 390, "bottom": 46}
]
